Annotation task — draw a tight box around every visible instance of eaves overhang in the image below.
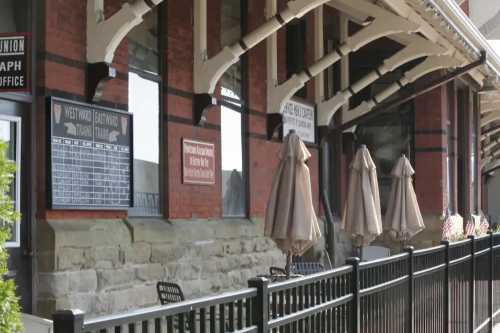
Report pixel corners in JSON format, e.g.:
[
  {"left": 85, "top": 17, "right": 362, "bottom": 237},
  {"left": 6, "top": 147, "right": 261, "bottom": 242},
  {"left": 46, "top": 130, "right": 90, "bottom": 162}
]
[{"left": 412, "top": 0, "right": 500, "bottom": 86}]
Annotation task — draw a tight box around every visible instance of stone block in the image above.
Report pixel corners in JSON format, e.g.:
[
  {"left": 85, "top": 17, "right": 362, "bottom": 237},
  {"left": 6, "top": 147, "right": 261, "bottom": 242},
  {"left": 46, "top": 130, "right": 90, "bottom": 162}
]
[
  {"left": 38, "top": 250, "right": 56, "bottom": 273},
  {"left": 151, "top": 244, "right": 190, "bottom": 263},
  {"left": 47, "top": 219, "right": 131, "bottom": 248},
  {"left": 90, "top": 246, "right": 120, "bottom": 268},
  {"left": 57, "top": 247, "right": 88, "bottom": 271},
  {"left": 123, "top": 242, "right": 151, "bottom": 264},
  {"left": 193, "top": 240, "right": 223, "bottom": 259},
  {"left": 68, "top": 270, "right": 97, "bottom": 293},
  {"left": 56, "top": 293, "right": 94, "bottom": 315},
  {"left": 222, "top": 240, "right": 242, "bottom": 255},
  {"left": 135, "top": 263, "right": 165, "bottom": 281},
  {"left": 96, "top": 267, "right": 135, "bottom": 290},
  {"left": 38, "top": 272, "right": 69, "bottom": 298},
  {"left": 127, "top": 219, "right": 176, "bottom": 243},
  {"left": 176, "top": 263, "right": 201, "bottom": 280}
]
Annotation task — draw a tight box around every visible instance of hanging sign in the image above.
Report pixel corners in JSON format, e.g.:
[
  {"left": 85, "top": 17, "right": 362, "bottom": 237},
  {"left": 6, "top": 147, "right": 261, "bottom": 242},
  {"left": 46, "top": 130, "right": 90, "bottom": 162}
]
[
  {"left": 0, "top": 34, "right": 29, "bottom": 92},
  {"left": 282, "top": 99, "right": 316, "bottom": 144},
  {"left": 182, "top": 139, "right": 216, "bottom": 185},
  {"left": 48, "top": 97, "right": 132, "bottom": 210}
]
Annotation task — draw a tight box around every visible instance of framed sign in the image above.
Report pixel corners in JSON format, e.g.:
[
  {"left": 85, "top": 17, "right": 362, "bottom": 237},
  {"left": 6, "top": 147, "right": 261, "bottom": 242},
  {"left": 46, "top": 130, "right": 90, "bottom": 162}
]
[
  {"left": 182, "top": 139, "right": 216, "bottom": 185},
  {"left": 282, "top": 98, "right": 316, "bottom": 144},
  {"left": 0, "top": 34, "right": 29, "bottom": 92},
  {"left": 48, "top": 97, "right": 132, "bottom": 210}
]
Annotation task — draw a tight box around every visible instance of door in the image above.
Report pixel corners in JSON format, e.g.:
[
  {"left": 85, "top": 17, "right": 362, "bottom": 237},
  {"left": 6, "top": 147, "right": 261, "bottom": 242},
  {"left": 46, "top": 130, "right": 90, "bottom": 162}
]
[{"left": 0, "top": 98, "right": 31, "bottom": 312}]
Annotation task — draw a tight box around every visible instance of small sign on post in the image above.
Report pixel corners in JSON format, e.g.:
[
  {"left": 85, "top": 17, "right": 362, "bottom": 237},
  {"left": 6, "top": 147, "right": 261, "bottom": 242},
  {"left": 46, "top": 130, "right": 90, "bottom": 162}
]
[
  {"left": 282, "top": 99, "right": 316, "bottom": 144},
  {"left": 0, "top": 34, "right": 29, "bottom": 92},
  {"left": 182, "top": 138, "right": 216, "bottom": 185}
]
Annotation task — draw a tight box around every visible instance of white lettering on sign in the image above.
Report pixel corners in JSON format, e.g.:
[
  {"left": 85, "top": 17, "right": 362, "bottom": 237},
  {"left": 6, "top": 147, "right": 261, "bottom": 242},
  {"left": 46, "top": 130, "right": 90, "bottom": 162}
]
[
  {"left": 182, "top": 139, "right": 216, "bottom": 185},
  {"left": 0, "top": 38, "right": 25, "bottom": 55},
  {"left": 282, "top": 99, "right": 315, "bottom": 143}
]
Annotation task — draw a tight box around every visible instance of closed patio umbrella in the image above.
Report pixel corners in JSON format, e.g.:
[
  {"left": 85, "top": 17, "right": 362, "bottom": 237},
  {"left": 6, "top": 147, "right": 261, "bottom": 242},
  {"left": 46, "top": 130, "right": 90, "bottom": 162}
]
[
  {"left": 342, "top": 145, "right": 383, "bottom": 252},
  {"left": 265, "top": 131, "right": 321, "bottom": 275},
  {"left": 384, "top": 155, "right": 425, "bottom": 243}
]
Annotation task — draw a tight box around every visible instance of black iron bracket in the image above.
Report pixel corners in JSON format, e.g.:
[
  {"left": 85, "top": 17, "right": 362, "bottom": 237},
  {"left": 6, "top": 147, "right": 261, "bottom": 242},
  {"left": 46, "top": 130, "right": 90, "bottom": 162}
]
[
  {"left": 266, "top": 113, "right": 283, "bottom": 140},
  {"left": 86, "top": 62, "right": 117, "bottom": 102},
  {"left": 193, "top": 93, "right": 217, "bottom": 125}
]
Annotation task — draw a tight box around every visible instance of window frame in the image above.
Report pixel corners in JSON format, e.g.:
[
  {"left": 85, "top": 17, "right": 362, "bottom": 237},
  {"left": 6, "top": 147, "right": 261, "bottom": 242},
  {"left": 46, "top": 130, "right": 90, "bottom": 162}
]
[
  {"left": 219, "top": 0, "right": 248, "bottom": 219},
  {"left": 3, "top": 115, "right": 21, "bottom": 248},
  {"left": 127, "top": 5, "right": 164, "bottom": 218}
]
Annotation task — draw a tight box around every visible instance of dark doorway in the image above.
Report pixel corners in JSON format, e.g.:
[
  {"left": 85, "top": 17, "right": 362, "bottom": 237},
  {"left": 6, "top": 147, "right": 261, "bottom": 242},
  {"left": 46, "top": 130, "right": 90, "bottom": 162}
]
[{"left": 0, "top": 98, "right": 31, "bottom": 312}]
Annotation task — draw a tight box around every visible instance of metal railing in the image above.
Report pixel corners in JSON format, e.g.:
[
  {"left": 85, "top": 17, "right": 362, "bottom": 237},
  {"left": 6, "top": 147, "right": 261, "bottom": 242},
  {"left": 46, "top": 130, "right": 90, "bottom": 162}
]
[{"left": 53, "top": 233, "right": 500, "bottom": 333}]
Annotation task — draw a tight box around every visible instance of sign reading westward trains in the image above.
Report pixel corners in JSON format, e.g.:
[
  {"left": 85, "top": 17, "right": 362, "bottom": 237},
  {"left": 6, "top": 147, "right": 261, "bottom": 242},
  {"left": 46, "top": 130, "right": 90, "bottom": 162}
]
[
  {"left": 0, "top": 34, "right": 29, "bottom": 92},
  {"left": 48, "top": 97, "right": 132, "bottom": 209}
]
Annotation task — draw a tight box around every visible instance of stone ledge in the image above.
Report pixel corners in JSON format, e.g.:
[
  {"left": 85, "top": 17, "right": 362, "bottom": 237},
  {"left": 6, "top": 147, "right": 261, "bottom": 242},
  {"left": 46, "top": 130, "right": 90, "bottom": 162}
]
[{"left": 44, "top": 219, "right": 132, "bottom": 248}]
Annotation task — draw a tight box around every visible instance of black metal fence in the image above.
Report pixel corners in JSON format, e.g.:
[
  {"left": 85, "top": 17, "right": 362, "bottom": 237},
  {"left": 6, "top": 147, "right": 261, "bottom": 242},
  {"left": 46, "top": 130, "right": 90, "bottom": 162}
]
[{"left": 53, "top": 233, "right": 500, "bottom": 333}]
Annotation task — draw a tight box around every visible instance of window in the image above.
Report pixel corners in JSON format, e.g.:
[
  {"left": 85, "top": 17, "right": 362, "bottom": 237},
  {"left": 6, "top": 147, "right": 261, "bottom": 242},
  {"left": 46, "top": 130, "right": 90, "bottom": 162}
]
[
  {"left": 286, "top": 19, "right": 307, "bottom": 98},
  {"left": 221, "top": 0, "right": 246, "bottom": 217},
  {"left": 128, "top": 7, "right": 161, "bottom": 216},
  {"left": 0, "top": 0, "right": 30, "bottom": 33},
  {"left": 355, "top": 106, "right": 414, "bottom": 213},
  {"left": 471, "top": 93, "right": 479, "bottom": 213},
  {"left": 0, "top": 116, "right": 21, "bottom": 247}
]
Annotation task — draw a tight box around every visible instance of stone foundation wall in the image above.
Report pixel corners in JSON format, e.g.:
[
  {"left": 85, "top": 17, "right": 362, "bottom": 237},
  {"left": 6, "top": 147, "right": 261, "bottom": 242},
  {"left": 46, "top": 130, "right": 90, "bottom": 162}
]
[
  {"left": 36, "top": 218, "right": 353, "bottom": 318},
  {"left": 36, "top": 218, "right": 286, "bottom": 318}
]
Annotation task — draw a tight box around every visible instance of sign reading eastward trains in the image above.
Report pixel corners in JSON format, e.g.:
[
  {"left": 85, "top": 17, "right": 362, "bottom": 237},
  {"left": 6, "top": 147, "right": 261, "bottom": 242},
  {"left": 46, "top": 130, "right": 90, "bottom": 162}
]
[
  {"left": 0, "top": 34, "right": 29, "bottom": 92},
  {"left": 48, "top": 97, "right": 132, "bottom": 210}
]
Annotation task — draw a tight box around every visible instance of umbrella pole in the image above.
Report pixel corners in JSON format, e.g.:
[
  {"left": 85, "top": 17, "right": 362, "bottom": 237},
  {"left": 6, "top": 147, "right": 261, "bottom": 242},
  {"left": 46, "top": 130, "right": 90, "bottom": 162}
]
[{"left": 285, "top": 251, "right": 292, "bottom": 277}]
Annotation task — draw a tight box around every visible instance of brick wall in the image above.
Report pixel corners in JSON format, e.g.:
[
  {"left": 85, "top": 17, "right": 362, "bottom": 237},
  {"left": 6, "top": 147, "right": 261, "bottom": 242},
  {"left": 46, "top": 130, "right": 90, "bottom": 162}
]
[
  {"left": 37, "top": 0, "right": 321, "bottom": 220},
  {"left": 37, "top": 0, "right": 128, "bottom": 220},
  {"left": 414, "top": 82, "right": 448, "bottom": 216},
  {"left": 165, "top": 0, "right": 321, "bottom": 219},
  {"left": 35, "top": 0, "right": 325, "bottom": 317}
]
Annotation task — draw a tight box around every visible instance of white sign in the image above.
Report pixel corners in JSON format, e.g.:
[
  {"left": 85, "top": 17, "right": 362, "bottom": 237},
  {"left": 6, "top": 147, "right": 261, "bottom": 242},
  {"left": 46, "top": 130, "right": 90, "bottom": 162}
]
[{"left": 282, "top": 100, "right": 315, "bottom": 143}]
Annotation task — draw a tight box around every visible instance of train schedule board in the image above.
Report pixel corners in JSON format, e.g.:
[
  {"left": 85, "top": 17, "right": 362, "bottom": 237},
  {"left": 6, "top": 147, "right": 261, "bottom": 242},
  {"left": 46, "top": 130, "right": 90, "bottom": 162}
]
[{"left": 48, "top": 97, "right": 132, "bottom": 209}]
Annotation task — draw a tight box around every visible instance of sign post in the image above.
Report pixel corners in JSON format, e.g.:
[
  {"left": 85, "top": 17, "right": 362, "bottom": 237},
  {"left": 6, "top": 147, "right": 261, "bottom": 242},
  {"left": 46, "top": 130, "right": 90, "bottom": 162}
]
[{"left": 0, "top": 34, "right": 29, "bottom": 92}]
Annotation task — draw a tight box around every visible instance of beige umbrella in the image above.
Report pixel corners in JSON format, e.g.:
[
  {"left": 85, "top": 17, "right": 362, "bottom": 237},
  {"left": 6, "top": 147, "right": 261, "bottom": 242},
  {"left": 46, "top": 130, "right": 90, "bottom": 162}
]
[
  {"left": 342, "top": 145, "right": 383, "bottom": 250},
  {"left": 384, "top": 155, "right": 425, "bottom": 242},
  {"left": 265, "top": 131, "right": 321, "bottom": 274}
]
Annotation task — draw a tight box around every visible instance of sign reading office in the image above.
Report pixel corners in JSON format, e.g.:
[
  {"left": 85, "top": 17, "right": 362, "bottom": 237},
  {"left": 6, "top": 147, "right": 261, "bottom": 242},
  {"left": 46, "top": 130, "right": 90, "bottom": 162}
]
[{"left": 0, "top": 34, "right": 28, "bottom": 91}]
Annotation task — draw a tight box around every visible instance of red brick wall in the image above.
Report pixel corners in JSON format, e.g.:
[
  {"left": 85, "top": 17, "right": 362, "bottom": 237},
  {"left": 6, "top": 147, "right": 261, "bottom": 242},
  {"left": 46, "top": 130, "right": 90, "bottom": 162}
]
[
  {"left": 460, "top": 0, "right": 469, "bottom": 16},
  {"left": 164, "top": 0, "right": 321, "bottom": 219},
  {"left": 37, "top": 0, "right": 128, "bottom": 220},
  {"left": 414, "top": 83, "right": 448, "bottom": 215},
  {"left": 37, "top": 0, "right": 322, "bottom": 221}
]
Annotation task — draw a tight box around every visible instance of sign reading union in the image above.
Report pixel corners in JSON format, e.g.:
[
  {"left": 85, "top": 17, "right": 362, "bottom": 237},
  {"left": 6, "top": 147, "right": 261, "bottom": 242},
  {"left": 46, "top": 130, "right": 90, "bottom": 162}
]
[
  {"left": 0, "top": 34, "right": 29, "bottom": 92},
  {"left": 282, "top": 99, "right": 315, "bottom": 144},
  {"left": 182, "top": 139, "right": 216, "bottom": 185}
]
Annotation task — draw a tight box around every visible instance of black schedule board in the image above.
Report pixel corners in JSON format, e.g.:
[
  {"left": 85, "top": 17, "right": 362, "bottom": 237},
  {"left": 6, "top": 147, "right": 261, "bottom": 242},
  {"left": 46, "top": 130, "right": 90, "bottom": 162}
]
[{"left": 48, "top": 97, "right": 132, "bottom": 209}]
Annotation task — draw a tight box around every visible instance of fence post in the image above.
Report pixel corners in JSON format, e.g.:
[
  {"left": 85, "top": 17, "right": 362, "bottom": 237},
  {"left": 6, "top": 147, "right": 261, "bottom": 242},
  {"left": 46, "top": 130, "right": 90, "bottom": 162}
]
[
  {"left": 441, "top": 240, "right": 450, "bottom": 333},
  {"left": 346, "top": 257, "right": 361, "bottom": 333},
  {"left": 52, "top": 309, "right": 84, "bottom": 333},
  {"left": 468, "top": 235, "right": 475, "bottom": 333},
  {"left": 489, "top": 231, "right": 494, "bottom": 332},
  {"left": 404, "top": 246, "right": 415, "bottom": 333},
  {"left": 248, "top": 277, "right": 269, "bottom": 333}
]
